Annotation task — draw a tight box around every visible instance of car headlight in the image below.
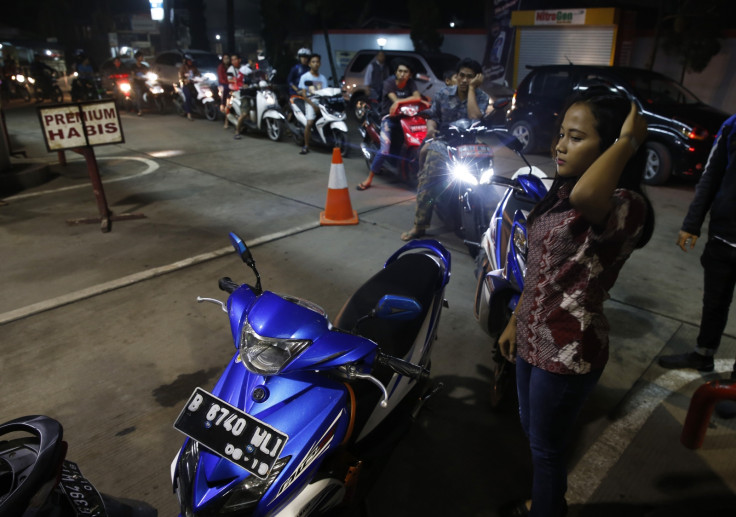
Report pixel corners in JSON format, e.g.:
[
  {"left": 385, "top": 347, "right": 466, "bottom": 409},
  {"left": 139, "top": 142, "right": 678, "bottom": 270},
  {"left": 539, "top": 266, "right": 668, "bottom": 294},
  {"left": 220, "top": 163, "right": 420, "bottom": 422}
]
[
  {"left": 15, "top": 74, "right": 25, "bottom": 83},
  {"left": 27, "top": 76, "right": 36, "bottom": 84},
  {"left": 221, "top": 456, "right": 290, "bottom": 513},
  {"left": 680, "top": 124, "right": 708, "bottom": 141},
  {"left": 239, "top": 321, "right": 311, "bottom": 375},
  {"left": 452, "top": 163, "right": 478, "bottom": 186}
]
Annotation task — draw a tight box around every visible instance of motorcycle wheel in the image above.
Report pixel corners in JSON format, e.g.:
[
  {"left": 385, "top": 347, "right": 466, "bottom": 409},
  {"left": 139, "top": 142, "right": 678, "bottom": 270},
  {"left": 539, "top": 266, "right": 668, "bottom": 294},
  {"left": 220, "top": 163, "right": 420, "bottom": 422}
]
[
  {"left": 20, "top": 87, "right": 31, "bottom": 102},
  {"left": 332, "top": 130, "right": 349, "bottom": 158},
  {"left": 153, "top": 96, "right": 166, "bottom": 114},
  {"left": 52, "top": 86, "right": 63, "bottom": 104},
  {"left": 204, "top": 102, "right": 218, "bottom": 121},
  {"left": 489, "top": 340, "right": 516, "bottom": 410},
  {"left": 265, "top": 118, "right": 283, "bottom": 142}
]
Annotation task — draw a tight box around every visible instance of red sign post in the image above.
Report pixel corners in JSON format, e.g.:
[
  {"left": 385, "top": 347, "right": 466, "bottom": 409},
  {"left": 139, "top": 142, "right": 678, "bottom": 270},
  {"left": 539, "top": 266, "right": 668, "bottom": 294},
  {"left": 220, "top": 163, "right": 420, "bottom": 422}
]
[{"left": 37, "top": 100, "right": 144, "bottom": 232}]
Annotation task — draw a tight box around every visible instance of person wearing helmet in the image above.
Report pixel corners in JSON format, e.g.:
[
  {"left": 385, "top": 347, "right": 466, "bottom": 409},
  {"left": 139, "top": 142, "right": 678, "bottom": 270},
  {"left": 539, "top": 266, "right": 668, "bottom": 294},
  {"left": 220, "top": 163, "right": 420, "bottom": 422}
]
[
  {"left": 287, "top": 48, "right": 311, "bottom": 95},
  {"left": 178, "top": 53, "right": 200, "bottom": 120}
]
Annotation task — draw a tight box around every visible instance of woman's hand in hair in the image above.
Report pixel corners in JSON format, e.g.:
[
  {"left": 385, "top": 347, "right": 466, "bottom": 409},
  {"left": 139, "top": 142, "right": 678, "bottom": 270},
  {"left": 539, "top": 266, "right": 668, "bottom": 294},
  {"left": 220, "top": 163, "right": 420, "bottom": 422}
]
[{"left": 618, "top": 102, "right": 648, "bottom": 155}]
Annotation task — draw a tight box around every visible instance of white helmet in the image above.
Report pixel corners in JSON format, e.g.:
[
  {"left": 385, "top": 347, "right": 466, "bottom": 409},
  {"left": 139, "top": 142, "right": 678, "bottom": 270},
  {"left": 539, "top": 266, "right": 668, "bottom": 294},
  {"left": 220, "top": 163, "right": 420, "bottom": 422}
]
[{"left": 297, "top": 48, "right": 311, "bottom": 57}]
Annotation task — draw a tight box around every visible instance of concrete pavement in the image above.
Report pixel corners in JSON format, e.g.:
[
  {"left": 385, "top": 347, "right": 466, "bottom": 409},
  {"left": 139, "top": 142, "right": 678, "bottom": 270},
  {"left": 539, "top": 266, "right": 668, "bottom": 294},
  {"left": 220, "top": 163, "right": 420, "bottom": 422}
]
[{"left": 1, "top": 99, "right": 735, "bottom": 516}]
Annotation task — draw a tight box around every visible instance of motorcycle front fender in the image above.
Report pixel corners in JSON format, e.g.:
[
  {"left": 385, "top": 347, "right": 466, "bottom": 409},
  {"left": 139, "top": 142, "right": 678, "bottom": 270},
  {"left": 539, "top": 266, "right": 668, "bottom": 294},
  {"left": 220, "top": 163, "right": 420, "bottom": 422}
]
[
  {"left": 263, "top": 109, "right": 285, "bottom": 120},
  {"left": 328, "top": 121, "right": 348, "bottom": 134}
]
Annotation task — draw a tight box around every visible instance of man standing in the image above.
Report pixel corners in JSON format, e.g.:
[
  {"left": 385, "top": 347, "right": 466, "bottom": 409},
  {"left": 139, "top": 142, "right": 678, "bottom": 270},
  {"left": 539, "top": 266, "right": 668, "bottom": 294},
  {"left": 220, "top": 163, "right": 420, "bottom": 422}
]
[
  {"left": 658, "top": 113, "right": 736, "bottom": 412},
  {"left": 297, "top": 54, "right": 328, "bottom": 155},
  {"left": 132, "top": 51, "right": 148, "bottom": 116},
  {"left": 400, "top": 58, "right": 488, "bottom": 240},
  {"left": 356, "top": 59, "right": 420, "bottom": 190},
  {"left": 364, "top": 50, "right": 388, "bottom": 101}
]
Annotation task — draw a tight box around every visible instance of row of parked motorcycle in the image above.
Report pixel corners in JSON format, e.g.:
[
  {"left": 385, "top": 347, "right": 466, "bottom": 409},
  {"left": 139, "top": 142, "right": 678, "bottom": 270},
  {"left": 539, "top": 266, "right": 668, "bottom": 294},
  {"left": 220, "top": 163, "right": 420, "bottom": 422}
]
[{"left": 0, "top": 101, "right": 549, "bottom": 517}]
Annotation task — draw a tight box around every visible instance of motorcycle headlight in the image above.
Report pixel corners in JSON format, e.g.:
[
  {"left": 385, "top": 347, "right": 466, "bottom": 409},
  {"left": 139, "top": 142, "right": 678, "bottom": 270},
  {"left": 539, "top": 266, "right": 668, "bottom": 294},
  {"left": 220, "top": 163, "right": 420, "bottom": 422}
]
[
  {"left": 146, "top": 72, "right": 158, "bottom": 82},
  {"left": 452, "top": 163, "right": 478, "bottom": 186},
  {"left": 239, "top": 321, "right": 311, "bottom": 375},
  {"left": 119, "top": 82, "right": 131, "bottom": 93},
  {"left": 479, "top": 167, "right": 495, "bottom": 185},
  {"left": 205, "top": 89, "right": 213, "bottom": 98},
  {"left": 221, "top": 456, "right": 290, "bottom": 513},
  {"left": 27, "top": 76, "right": 36, "bottom": 84},
  {"left": 204, "top": 72, "right": 217, "bottom": 82},
  {"left": 15, "top": 74, "right": 25, "bottom": 83}
]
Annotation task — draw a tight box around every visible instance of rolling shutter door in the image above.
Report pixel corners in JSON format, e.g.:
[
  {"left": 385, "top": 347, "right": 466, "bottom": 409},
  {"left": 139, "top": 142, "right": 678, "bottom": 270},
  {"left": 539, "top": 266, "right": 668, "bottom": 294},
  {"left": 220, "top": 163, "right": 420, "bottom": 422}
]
[{"left": 515, "top": 27, "right": 615, "bottom": 86}]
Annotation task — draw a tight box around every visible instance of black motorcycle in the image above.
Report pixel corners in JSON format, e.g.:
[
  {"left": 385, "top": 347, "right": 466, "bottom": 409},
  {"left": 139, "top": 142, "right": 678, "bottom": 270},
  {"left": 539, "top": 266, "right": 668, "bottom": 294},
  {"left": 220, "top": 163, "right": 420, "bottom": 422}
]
[
  {"left": 71, "top": 74, "right": 106, "bottom": 101},
  {"left": 0, "top": 415, "right": 157, "bottom": 517},
  {"left": 30, "top": 72, "right": 64, "bottom": 103}
]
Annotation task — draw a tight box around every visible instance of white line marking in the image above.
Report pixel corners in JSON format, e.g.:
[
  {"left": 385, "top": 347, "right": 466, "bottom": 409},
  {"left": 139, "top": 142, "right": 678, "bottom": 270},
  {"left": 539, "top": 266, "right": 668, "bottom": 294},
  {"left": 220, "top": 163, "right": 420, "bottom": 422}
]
[
  {"left": 567, "top": 359, "right": 733, "bottom": 504},
  {"left": 0, "top": 222, "right": 321, "bottom": 325},
  {"left": 3, "top": 156, "right": 159, "bottom": 201}
]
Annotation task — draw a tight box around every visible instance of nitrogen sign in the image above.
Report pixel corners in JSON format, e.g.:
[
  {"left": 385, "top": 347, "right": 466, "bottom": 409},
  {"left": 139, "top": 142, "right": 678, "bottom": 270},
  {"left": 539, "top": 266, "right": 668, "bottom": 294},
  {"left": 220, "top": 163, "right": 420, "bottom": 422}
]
[{"left": 38, "top": 100, "right": 124, "bottom": 151}]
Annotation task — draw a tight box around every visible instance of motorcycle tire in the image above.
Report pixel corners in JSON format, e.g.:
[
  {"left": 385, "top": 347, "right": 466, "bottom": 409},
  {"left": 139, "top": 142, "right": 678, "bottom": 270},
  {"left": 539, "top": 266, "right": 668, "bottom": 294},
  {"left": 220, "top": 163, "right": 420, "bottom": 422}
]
[
  {"left": 204, "top": 102, "right": 218, "bottom": 121},
  {"left": 265, "top": 118, "right": 283, "bottom": 142},
  {"left": 332, "top": 130, "right": 349, "bottom": 158},
  {"left": 153, "top": 96, "right": 166, "bottom": 114},
  {"left": 52, "top": 86, "right": 63, "bottom": 104},
  {"left": 489, "top": 340, "right": 516, "bottom": 410}
]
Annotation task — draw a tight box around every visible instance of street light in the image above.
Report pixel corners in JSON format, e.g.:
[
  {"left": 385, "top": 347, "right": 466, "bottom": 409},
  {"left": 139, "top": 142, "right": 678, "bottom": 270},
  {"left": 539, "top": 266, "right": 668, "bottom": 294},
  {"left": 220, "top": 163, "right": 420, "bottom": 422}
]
[
  {"left": 377, "top": 38, "right": 387, "bottom": 49},
  {"left": 215, "top": 34, "right": 221, "bottom": 41}
]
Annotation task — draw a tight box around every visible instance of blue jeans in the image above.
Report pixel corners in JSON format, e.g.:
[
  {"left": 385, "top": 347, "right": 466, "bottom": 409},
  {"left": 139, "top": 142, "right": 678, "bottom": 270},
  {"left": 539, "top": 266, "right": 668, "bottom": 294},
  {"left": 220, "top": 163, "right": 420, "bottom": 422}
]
[{"left": 516, "top": 357, "right": 603, "bottom": 517}]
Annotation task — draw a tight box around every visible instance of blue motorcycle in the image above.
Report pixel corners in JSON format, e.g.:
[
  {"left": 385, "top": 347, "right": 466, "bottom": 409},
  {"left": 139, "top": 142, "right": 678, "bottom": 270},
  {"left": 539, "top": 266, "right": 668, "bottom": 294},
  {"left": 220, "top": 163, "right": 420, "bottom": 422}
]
[
  {"left": 171, "top": 233, "right": 451, "bottom": 516},
  {"left": 472, "top": 142, "right": 548, "bottom": 409}
]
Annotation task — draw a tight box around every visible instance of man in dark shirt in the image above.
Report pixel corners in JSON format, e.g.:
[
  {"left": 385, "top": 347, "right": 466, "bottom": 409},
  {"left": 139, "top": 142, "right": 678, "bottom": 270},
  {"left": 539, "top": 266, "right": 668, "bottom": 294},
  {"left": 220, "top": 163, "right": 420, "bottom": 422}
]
[
  {"left": 659, "top": 113, "right": 736, "bottom": 419},
  {"left": 364, "top": 51, "right": 388, "bottom": 101},
  {"left": 356, "top": 59, "right": 420, "bottom": 190}
]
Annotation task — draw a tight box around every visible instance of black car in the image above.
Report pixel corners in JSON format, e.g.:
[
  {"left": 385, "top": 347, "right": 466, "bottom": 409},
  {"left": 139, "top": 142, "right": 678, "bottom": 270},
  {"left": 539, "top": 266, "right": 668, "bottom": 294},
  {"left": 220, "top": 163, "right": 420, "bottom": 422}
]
[{"left": 505, "top": 64, "right": 729, "bottom": 185}]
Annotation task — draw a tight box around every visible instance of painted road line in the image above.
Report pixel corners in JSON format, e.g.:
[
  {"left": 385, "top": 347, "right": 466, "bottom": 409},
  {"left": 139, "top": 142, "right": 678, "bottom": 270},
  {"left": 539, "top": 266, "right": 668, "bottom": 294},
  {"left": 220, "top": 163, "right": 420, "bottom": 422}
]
[
  {"left": 0, "top": 222, "right": 321, "bottom": 326},
  {"left": 567, "top": 359, "right": 733, "bottom": 504},
  {"left": 4, "top": 156, "right": 159, "bottom": 201}
]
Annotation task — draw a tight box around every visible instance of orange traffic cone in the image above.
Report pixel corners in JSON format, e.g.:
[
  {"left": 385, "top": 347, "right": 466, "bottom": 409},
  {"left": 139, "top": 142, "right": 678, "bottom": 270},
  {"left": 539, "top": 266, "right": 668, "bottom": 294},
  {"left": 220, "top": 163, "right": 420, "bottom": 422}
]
[{"left": 320, "top": 148, "right": 359, "bottom": 226}]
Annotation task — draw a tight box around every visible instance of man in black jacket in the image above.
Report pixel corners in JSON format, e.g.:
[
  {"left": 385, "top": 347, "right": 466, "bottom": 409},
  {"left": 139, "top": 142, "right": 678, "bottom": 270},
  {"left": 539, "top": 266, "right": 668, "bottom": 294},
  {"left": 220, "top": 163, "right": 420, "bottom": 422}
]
[{"left": 659, "top": 113, "right": 736, "bottom": 407}]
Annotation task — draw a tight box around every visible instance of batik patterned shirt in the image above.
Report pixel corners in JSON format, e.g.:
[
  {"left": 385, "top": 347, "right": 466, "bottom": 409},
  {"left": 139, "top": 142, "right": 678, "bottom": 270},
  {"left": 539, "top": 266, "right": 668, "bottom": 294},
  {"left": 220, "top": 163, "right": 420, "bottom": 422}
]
[{"left": 516, "top": 181, "right": 646, "bottom": 375}]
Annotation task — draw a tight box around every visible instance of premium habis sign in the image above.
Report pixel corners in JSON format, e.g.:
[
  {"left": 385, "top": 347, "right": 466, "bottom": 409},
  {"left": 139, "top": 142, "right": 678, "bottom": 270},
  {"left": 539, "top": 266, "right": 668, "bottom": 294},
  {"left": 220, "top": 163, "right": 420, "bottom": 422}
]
[{"left": 38, "top": 100, "right": 124, "bottom": 151}]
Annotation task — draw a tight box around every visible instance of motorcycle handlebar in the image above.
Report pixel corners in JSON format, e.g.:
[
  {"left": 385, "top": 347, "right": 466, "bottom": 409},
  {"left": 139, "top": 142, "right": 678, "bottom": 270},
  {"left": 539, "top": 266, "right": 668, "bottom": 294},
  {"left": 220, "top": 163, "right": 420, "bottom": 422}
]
[
  {"left": 218, "top": 277, "right": 240, "bottom": 293},
  {"left": 375, "top": 351, "right": 430, "bottom": 380}
]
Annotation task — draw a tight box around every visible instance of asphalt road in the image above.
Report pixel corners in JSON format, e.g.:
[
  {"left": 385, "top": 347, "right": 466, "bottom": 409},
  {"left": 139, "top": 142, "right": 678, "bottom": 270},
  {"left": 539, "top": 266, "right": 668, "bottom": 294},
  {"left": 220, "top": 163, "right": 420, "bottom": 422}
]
[{"left": 1, "top": 98, "right": 735, "bottom": 516}]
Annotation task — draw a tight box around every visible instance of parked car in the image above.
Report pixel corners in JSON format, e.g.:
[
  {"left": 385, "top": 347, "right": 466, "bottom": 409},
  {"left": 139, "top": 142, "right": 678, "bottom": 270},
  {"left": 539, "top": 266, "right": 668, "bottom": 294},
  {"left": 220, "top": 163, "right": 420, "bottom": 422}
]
[
  {"left": 505, "top": 64, "right": 729, "bottom": 184},
  {"left": 340, "top": 49, "right": 460, "bottom": 119},
  {"left": 149, "top": 49, "right": 220, "bottom": 91}
]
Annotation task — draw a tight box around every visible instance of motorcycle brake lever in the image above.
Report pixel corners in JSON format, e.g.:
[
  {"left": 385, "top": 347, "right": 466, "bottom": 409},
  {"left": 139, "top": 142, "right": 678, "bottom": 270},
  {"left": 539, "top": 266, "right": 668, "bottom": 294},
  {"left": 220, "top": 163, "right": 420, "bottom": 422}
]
[{"left": 196, "top": 297, "right": 227, "bottom": 312}]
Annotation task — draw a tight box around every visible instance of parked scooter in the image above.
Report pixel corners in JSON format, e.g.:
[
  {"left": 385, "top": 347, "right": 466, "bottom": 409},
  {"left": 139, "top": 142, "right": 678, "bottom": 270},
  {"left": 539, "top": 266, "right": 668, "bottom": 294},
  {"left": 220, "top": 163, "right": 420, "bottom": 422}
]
[
  {"left": 471, "top": 139, "right": 548, "bottom": 408},
  {"left": 173, "top": 76, "right": 219, "bottom": 120},
  {"left": 228, "top": 64, "right": 285, "bottom": 141},
  {"left": 286, "top": 85, "right": 349, "bottom": 156},
  {"left": 171, "top": 233, "right": 451, "bottom": 516},
  {"left": 359, "top": 97, "right": 431, "bottom": 188},
  {"left": 0, "top": 414, "right": 157, "bottom": 517}
]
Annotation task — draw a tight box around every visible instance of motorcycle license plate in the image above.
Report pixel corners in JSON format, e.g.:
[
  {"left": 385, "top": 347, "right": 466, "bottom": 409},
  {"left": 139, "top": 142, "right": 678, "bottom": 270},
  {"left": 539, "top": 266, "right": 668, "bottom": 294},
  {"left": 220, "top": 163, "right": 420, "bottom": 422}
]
[
  {"left": 174, "top": 388, "right": 288, "bottom": 479},
  {"left": 59, "top": 461, "right": 108, "bottom": 516},
  {"left": 457, "top": 144, "right": 492, "bottom": 159}
]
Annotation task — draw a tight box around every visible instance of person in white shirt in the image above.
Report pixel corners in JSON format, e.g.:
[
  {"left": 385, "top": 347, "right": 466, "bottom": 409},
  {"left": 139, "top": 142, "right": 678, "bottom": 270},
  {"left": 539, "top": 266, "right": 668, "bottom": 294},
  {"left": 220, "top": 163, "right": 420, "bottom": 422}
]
[{"left": 297, "top": 54, "right": 328, "bottom": 154}]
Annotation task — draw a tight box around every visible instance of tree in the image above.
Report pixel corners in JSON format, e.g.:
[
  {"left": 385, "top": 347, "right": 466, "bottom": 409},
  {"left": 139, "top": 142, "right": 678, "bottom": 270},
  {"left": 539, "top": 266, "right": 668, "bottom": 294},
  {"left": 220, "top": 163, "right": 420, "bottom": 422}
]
[
  {"left": 652, "top": 0, "right": 724, "bottom": 83},
  {"left": 407, "top": 0, "right": 443, "bottom": 52}
]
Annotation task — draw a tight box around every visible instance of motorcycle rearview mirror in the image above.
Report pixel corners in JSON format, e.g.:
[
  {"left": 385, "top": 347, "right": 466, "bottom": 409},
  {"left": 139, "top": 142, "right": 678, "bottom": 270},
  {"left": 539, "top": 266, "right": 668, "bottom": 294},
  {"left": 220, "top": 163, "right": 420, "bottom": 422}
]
[{"left": 228, "top": 232, "right": 262, "bottom": 294}]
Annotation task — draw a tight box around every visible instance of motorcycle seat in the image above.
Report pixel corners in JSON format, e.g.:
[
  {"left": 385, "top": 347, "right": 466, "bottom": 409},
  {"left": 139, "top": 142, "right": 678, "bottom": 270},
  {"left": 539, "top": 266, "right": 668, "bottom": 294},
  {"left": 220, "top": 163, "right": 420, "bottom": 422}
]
[{"left": 334, "top": 253, "right": 443, "bottom": 365}]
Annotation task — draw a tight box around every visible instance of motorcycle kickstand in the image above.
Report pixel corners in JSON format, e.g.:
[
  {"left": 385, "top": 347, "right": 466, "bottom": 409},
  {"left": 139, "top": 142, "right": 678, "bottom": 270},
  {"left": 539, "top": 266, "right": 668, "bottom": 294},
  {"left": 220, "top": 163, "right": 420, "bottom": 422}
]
[{"left": 410, "top": 381, "right": 445, "bottom": 420}]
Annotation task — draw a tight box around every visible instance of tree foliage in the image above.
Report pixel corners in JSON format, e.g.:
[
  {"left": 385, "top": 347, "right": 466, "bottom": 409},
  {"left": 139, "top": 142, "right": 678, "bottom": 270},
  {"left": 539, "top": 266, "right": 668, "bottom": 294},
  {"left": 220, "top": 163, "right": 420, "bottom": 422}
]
[{"left": 660, "top": 0, "right": 724, "bottom": 81}]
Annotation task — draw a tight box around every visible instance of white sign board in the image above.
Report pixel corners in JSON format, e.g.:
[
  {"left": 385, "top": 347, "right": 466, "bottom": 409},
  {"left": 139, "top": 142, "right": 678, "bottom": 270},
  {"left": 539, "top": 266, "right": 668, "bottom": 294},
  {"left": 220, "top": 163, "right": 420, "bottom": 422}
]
[
  {"left": 534, "top": 9, "right": 587, "bottom": 25},
  {"left": 38, "top": 100, "right": 124, "bottom": 151}
]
